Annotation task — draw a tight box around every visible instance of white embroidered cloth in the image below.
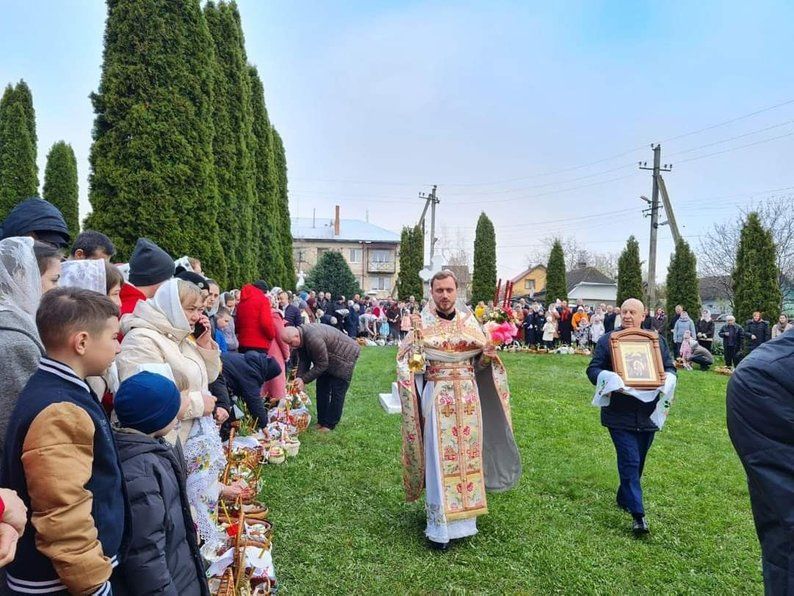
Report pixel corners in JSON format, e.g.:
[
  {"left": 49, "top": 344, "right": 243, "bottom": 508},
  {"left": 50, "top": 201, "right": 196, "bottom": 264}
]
[{"left": 592, "top": 370, "right": 678, "bottom": 430}]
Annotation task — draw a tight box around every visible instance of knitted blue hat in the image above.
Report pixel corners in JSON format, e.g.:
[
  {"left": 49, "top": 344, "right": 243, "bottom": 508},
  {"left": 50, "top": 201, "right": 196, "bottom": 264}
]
[{"left": 115, "top": 371, "right": 181, "bottom": 435}]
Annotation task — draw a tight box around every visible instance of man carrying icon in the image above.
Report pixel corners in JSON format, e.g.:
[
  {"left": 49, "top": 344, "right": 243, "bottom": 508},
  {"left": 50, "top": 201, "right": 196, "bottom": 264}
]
[{"left": 587, "top": 298, "right": 677, "bottom": 535}]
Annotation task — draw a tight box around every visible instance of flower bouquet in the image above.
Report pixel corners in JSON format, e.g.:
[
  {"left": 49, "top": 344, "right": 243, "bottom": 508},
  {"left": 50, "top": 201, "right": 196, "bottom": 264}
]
[{"left": 482, "top": 307, "right": 518, "bottom": 347}]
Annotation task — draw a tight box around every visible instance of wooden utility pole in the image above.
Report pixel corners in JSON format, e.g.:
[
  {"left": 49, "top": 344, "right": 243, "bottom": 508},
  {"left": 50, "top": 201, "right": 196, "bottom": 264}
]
[
  {"left": 639, "top": 145, "right": 671, "bottom": 308},
  {"left": 418, "top": 185, "right": 439, "bottom": 269}
]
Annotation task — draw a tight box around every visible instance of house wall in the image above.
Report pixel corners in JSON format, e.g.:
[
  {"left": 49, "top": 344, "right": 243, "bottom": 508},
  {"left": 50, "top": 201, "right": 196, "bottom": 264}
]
[
  {"left": 568, "top": 283, "right": 617, "bottom": 305},
  {"left": 292, "top": 240, "right": 399, "bottom": 299},
  {"left": 513, "top": 267, "right": 547, "bottom": 298}
]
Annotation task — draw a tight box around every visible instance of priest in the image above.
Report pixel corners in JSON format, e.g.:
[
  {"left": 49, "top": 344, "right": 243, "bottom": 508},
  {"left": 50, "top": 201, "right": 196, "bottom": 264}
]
[{"left": 396, "top": 270, "right": 521, "bottom": 550}]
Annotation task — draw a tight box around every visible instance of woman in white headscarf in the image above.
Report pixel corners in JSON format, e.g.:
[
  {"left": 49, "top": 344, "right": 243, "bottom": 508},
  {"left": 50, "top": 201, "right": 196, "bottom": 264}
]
[
  {"left": 0, "top": 238, "right": 62, "bottom": 461},
  {"left": 116, "top": 278, "right": 233, "bottom": 547}
]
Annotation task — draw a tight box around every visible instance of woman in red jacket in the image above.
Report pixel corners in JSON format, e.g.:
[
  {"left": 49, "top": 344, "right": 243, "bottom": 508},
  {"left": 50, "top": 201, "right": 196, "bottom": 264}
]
[{"left": 235, "top": 281, "right": 276, "bottom": 353}]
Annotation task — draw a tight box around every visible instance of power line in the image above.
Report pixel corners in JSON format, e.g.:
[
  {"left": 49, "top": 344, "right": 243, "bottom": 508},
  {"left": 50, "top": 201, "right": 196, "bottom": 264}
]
[
  {"left": 675, "top": 130, "right": 794, "bottom": 164},
  {"left": 290, "top": 96, "right": 794, "bottom": 189}
]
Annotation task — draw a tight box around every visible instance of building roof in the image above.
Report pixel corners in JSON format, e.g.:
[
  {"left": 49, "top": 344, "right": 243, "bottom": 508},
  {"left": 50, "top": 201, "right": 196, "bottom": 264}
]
[
  {"left": 509, "top": 264, "right": 546, "bottom": 284},
  {"left": 291, "top": 217, "right": 400, "bottom": 243},
  {"left": 566, "top": 266, "right": 615, "bottom": 290}
]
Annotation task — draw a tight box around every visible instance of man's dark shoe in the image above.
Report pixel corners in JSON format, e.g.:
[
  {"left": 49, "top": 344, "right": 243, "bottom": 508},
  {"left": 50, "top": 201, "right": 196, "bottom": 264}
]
[
  {"left": 632, "top": 516, "right": 650, "bottom": 536},
  {"left": 427, "top": 539, "right": 450, "bottom": 551}
]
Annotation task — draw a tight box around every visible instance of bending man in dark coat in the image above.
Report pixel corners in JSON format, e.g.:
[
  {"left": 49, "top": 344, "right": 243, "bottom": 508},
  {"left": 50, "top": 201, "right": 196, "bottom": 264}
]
[
  {"left": 281, "top": 324, "right": 361, "bottom": 432},
  {"left": 587, "top": 298, "right": 676, "bottom": 535},
  {"left": 727, "top": 330, "right": 794, "bottom": 594}
]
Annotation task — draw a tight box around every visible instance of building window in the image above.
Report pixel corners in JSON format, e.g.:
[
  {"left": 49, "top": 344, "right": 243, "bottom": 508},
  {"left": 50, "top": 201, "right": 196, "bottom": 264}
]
[
  {"left": 524, "top": 279, "right": 535, "bottom": 292},
  {"left": 349, "top": 248, "right": 362, "bottom": 263},
  {"left": 369, "top": 275, "right": 392, "bottom": 291},
  {"left": 370, "top": 249, "right": 393, "bottom": 263}
]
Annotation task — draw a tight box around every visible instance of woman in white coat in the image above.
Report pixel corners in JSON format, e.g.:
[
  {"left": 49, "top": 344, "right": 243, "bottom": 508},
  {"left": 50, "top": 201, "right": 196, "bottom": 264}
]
[{"left": 116, "top": 278, "right": 230, "bottom": 547}]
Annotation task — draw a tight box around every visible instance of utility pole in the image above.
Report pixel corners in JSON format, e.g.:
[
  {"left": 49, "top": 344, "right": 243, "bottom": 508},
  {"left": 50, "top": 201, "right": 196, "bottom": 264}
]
[
  {"left": 418, "top": 185, "right": 439, "bottom": 269},
  {"left": 639, "top": 145, "right": 671, "bottom": 308}
]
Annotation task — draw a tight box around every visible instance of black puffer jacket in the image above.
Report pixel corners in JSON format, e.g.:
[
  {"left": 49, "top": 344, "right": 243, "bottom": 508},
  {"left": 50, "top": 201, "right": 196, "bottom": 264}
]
[
  {"left": 297, "top": 323, "right": 361, "bottom": 383},
  {"left": 745, "top": 319, "right": 771, "bottom": 352},
  {"left": 727, "top": 332, "right": 794, "bottom": 593},
  {"left": 114, "top": 430, "right": 209, "bottom": 596}
]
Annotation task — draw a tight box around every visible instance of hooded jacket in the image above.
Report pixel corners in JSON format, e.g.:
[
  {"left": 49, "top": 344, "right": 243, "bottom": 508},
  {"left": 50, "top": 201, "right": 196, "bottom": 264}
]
[
  {"left": 117, "top": 299, "right": 221, "bottom": 445},
  {"left": 235, "top": 284, "right": 276, "bottom": 350},
  {"left": 221, "top": 351, "right": 281, "bottom": 428},
  {"left": 114, "top": 429, "right": 209, "bottom": 596},
  {"left": 0, "top": 197, "right": 70, "bottom": 246},
  {"left": 727, "top": 332, "right": 794, "bottom": 593}
]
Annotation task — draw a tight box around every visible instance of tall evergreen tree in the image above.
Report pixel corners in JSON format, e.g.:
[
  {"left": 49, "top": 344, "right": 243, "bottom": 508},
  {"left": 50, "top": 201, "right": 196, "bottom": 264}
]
[
  {"left": 205, "top": 1, "right": 257, "bottom": 287},
  {"left": 545, "top": 239, "right": 568, "bottom": 304},
  {"left": 305, "top": 251, "right": 360, "bottom": 299},
  {"left": 271, "top": 128, "right": 295, "bottom": 288},
  {"left": 86, "top": 0, "right": 227, "bottom": 284},
  {"left": 616, "top": 235, "right": 643, "bottom": 305},
  {"left": 0, "top": 101, "right": 38, "bottom": 220},
  {"left": 248, "top": 65, "right": 284, "bottom": 284},
  {"left": 732, "top": 212, "right": 782, "bottom": 323},
  {"left": 12, "top": 81, "right": 36, "bottom": 157},
  {"left": 43, "top": 141, "right": 79, "bottom": 239},
  {"left": 397, "top": 225, "right": 423, "bottom": 299},
  {"left": 471, "top": 212, "right": 497, "bottom": 304},
  {"left": 665, "top": 239, "right": 700, "bottom": 320}
]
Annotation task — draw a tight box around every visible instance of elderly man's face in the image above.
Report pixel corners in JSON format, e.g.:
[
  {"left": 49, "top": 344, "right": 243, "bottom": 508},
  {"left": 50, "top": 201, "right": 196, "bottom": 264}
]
[{"left": 620, "top": 299, "right": 644, "bottom": 328}]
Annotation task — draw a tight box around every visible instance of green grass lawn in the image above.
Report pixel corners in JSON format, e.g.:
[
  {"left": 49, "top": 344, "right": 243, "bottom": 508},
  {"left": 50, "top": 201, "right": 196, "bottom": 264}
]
[{"left": 261, "top": 348, "right": 762, "bottom": 595}]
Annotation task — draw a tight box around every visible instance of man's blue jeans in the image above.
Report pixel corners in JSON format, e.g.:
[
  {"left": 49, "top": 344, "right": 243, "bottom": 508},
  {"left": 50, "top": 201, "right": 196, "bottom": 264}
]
[{"left": 608, "top": 428, "right": 656, "bottom": 517}]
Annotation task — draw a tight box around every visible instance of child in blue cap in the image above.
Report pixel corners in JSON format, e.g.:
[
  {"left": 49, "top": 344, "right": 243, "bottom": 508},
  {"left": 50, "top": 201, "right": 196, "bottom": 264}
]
[{"left": 113, "top": 371, "right": 210, "bottom": 595}]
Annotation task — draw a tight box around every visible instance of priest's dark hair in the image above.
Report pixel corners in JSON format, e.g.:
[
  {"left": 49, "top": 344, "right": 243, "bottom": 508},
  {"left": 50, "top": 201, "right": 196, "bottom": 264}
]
[{"left": 430, "top": 269, "right": 458, "bottom": 289}]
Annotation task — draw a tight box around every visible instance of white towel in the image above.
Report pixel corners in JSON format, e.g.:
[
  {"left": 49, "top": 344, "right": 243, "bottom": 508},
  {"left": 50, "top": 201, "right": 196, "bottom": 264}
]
[{"left": 592, "top": 370, "right": 678, "bottom": 430}]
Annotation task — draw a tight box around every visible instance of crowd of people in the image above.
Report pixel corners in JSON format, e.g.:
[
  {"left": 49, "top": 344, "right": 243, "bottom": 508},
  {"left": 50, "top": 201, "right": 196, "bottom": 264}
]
[
  {"left": 0, "top": 197, "right": 361, "bottom": 593},
  {"left": 471, "top": 296, "right": 787, "bottom": 373}
]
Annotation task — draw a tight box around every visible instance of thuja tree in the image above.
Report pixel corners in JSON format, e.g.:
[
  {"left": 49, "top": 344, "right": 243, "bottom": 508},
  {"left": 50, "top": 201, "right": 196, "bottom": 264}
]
[
  {"left": 665, "top": 239, "right": 700, "bottom": 319},
  {"left": 397, "top": 225, "right": 423, "bottom": 299},
  {"left": 471, "top": 212, "right": 497, "bottom": 304},
  {"left": 205, "top": 0, "right": 257, "bottom": 286},
  {"left": 248, "top": 65, "right": 285, "bottom": 285},
  {"left": 86, "top": 0, "right": 227, "bottom": 284},
  {"left": 733, "top": 212, "right": 781, "bottom": 323},
  {"left": 305, "top": 250, "right": 361, "bottom": 299},
  {"left": 271, "top": 128, "right": 295, "bottom": 289},
  {"left": 545, "top": 239, "right": 568, "bottom": 304},
  {"left": 0, "top": 83, "right": 38, "bottom": 219},
  {"left": 43, "top": 141, "right": 79, "bottom": 239},
  {"left": 616, "top": 235, "right": 643, "bottom": 305}
]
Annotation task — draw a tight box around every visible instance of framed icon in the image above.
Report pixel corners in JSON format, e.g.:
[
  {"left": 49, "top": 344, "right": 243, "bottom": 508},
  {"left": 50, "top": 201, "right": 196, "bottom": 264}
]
[{"left": 609, "top": 328, "right": 666, "bottom": 389}]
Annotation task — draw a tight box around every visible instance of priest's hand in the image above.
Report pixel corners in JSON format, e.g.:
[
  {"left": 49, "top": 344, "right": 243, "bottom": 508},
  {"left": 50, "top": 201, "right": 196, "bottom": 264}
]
[{"left": 483, "top": 343, "right": 497, "bottom": 359}]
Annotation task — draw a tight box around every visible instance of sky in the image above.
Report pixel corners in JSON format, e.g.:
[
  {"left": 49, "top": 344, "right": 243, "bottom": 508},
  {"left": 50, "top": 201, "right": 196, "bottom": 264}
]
[{"left": 2, "top": 1, "right": 794, "bottom": 279}]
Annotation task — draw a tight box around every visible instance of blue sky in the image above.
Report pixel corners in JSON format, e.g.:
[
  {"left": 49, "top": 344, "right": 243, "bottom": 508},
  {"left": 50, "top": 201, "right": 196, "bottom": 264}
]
[{"left": 2, "top": 1, "right": 794, "bottom": 278}]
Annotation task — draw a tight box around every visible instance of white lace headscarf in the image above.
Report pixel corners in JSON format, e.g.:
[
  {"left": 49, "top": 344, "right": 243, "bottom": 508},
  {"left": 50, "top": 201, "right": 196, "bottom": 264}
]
[
  {"left": 59, "top": 259, "right": 106, "bottom": 294},
  {"left": 0, "top": 237, "right": 41, "bottom": 321},
  {"left": 151, "top": 278, "right": 191, "bottom": 332}
]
